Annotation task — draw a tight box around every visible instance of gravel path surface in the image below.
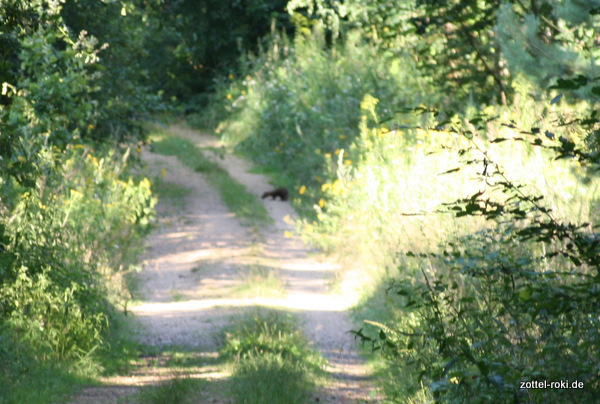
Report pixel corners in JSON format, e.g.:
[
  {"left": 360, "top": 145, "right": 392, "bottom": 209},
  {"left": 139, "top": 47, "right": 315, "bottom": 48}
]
[{"left": 68, "top": 124, "right": 378, "bottom": 403}]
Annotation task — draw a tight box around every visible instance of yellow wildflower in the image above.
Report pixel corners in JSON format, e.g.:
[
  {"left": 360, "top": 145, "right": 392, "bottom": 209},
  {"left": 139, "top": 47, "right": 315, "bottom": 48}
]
[
  {"left": 299, "top": 185, "right": 306, "bottom": 195},
  {"left": 332, "top": 179, "right": 342, "bottom": 194},
  {"left": 344, "top": 159, "right": 352, "bottom": 166},
  {"left": 70, "top": 189, "right": 83, "bottom": 198},
  {"left": 87, "top": 154, "right": 98, "bottom": 164},
  {"left": 226, "top": 94, "right": 233, "bottom": 100},
  {"left": 318, "top": 199, "right": 325, "bottom": 208},
  {"left": 321, "top": 183, "right": 331, "bottom": 192},
  {"left": 228, "top": 74, "right": 234, "bottom": 80}
]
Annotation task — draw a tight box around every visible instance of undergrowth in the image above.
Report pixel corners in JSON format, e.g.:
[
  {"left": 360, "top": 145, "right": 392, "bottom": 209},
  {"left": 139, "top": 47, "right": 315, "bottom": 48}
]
[{"left": 195, "top": 27, "right": 424, "bottom": 216}]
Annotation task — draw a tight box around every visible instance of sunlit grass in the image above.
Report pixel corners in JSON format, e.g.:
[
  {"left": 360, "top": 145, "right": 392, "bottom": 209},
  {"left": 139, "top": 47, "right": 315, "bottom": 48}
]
[
  {"left": 315, "top": 125, "right": 600, "bottom": 401},
  {"left": 0, "top": 308, "right": 148, "bottom": 403},
  {"left": 0, "top": 357, "right": 96, "bottom": 404},
  {"left": 230, "top": 265, "right": 286, "bottom": 298},
  {"left": 218, "top": 308, "right": 325, "bottom": 404},
  {"left": 151, "top": 177, "right": 192, "bottom": 211},
  {"left": 302, "top": 125, "right": 600, "bottom": 281}
]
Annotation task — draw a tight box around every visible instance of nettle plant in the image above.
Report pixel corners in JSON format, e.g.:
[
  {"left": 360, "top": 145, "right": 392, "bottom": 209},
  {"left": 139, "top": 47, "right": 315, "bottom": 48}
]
[{"left": 354, "top": 95, "right": 600, "bottom": 403}]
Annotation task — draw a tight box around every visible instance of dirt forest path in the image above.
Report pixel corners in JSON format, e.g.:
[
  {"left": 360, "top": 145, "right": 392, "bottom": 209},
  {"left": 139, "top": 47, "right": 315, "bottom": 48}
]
[{"left": 70, "top": 123, "right": 377, "bottom": 403}]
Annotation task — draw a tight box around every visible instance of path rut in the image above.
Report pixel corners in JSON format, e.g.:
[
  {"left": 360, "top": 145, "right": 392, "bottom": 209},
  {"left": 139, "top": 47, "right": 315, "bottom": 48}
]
[{"left": 69, "top": 123, "right": 377, "bottom": 403}]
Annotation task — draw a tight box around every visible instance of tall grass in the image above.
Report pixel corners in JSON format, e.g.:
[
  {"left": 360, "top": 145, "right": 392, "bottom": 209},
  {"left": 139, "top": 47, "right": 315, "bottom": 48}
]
[
  {"left": 314, "top": 101, "right": 600, "bottom": 401},
  {"left": 219, "top": 309, "right": 325, "bottom": 404},
  {"left": 304, "top": 108, "right": 600, "bottom": 271}
]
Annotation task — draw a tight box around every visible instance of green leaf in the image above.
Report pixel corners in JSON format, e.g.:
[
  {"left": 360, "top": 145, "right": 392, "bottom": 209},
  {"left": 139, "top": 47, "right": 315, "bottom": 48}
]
[{"left": 519, "top": 287, "right": 532, "bottom": 302}]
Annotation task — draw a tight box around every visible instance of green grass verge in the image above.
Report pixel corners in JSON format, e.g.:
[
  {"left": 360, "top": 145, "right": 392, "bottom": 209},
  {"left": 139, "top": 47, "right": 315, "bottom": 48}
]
[
  {"left": 0, "top": 354, "right": 95, "bottom": 404},
  {"left": 134, "top": 377, "right": 204, "bottom": 404},
  {"left": 126, "top": 346, "right": 230, "bottom": 404},
  {"left": 219, "top": 308, "right": 326, "bottom": 404},
  {"left": 352, "top": 278, "right": 433, "bottom": 403},
  {"left": 148, "top": 129, "right": 272, "bottom": 227},
  {"left": 0, "top": 302, "right": 146, "bottom": 404},
  {"left": 151, "top": 176, "right": 192, "bottom": 211}
]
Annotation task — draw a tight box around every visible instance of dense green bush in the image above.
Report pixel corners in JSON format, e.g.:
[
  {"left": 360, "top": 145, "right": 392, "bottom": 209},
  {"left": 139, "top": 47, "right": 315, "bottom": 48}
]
[
  {"left": 60, "top": 0, "right": 161, "bottom": 142},
  {"left": 0, "top": 145, "right": 156, "bottom": 396},
  {"left": 356, "top": 112, "right": 600, "bottom": 402},
  {"left": 287, "top": 0, "right": 509, "bottom": 105},
  {"left": 205, "top": 25, "right": 426, "bottom": 208},
  {"left": 0, "top": 1, "right": 156, "bottom": 401}
]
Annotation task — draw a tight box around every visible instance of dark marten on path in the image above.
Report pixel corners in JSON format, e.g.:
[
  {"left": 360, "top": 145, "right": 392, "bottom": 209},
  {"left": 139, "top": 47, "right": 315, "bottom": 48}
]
[{"left": 262, "top": 187, "right": 289, "bottom": 201}]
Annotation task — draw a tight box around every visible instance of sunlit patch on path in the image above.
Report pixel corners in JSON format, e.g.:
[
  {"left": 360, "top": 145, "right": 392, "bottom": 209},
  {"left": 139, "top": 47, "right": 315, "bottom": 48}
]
[{"left": 72, "top": 124, "right": 378, "bottom": 403}]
